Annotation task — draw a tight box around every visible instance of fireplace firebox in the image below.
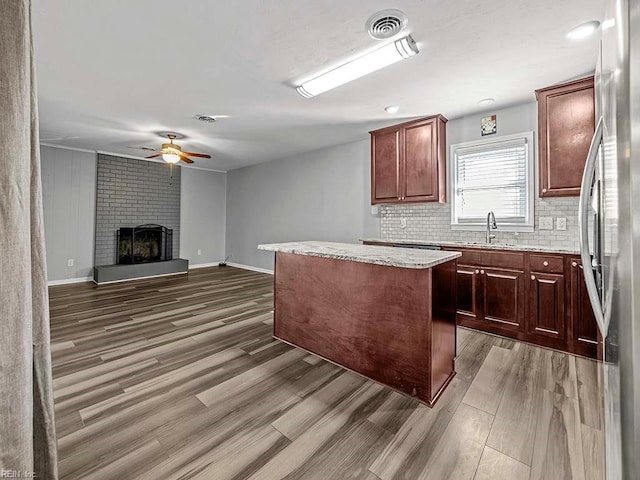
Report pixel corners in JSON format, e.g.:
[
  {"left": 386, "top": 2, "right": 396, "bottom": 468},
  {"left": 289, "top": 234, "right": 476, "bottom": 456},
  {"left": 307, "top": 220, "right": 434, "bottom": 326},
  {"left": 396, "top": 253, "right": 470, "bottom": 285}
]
[{"left": 116, "top": 224, "right": 173, "bottom": 264}]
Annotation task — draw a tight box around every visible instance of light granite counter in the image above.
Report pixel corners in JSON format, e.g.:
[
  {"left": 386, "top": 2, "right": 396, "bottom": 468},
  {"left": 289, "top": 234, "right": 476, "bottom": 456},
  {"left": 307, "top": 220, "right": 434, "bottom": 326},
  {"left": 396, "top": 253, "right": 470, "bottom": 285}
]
[
  {"left": 360, "top": 237, "right": 579, "bottom": 255},
  {"left": 258, "top": 241, "right": 461, "bottom": 269}
]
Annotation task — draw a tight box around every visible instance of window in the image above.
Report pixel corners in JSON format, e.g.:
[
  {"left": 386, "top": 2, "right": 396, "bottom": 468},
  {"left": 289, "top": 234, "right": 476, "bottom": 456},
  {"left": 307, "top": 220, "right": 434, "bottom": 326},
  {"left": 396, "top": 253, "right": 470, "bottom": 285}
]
[{"left": 451, "top": 132, "right": 534, "bottom": 232}]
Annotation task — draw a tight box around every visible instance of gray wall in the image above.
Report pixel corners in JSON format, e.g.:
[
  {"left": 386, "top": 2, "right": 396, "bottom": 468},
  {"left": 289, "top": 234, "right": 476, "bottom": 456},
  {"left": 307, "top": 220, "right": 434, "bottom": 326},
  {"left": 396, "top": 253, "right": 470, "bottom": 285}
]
[
  {"left": 95, "top": 154, "right": 181, "bottom": 266},
  {"left": 225, "top": 139, "right": 380, "bottom": 271},
  {"left": 180, "top": 168, "right": 227, "bottom": 265},
  {"left": 41, "top": 146, "right": 97, "bottom": 281}
]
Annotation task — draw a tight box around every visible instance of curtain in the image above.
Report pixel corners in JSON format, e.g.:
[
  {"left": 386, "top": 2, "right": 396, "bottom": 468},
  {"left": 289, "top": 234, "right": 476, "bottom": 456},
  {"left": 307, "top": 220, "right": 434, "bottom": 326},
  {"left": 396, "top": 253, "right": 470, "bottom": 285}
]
[{"left": 0, "top": 1, "right": 58, "bottom": 478}]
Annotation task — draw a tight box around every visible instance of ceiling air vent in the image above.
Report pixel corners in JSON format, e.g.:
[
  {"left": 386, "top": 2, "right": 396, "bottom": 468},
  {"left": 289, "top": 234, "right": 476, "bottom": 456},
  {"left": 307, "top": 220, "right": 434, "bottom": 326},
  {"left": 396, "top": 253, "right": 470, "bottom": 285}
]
[
  {"left": 194, "top": 114, "right": 217, "bottom": 123},
  {"left": 366, "top": 10, "right": 408, "bottom": 40}
]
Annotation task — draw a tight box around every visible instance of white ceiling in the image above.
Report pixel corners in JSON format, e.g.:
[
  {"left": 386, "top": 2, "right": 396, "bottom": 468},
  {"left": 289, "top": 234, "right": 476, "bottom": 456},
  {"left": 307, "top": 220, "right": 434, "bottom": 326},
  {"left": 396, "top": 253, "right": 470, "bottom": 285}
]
[{"left": 34, "top": 0, "right": 604, "bottom": 171}]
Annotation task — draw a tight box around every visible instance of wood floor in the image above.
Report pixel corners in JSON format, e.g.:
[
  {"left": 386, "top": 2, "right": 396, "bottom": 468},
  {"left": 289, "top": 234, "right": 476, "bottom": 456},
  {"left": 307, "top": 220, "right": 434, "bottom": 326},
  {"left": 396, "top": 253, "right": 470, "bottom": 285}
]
[{"left": 49, "top": 266, "right": 605, "bottom": 480}]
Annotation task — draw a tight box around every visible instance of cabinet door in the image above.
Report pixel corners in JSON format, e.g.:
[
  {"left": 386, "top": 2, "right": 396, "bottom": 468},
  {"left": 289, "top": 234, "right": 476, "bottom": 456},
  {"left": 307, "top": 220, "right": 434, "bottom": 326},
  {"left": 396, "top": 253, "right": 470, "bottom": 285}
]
[
  {"left": 527, "top": 272, "right": 566, "bottom": 341},
  {"left": 569, "top": 259, "right": 599, "bottom": 357},
  {"left": 454, "top": 265, "right": 481, "bottom": 323},
  {"left": 371, "top": 129, "right": 402, "bottom": 204},
  {"left": 481, "top": 268, "right": 525, "bottom": 332},
  {"left": 537, "top": 77, "right": 595, "bottom": 197},
  {"left": 404, "top": 119, "right": 438, "bottom": 202}
]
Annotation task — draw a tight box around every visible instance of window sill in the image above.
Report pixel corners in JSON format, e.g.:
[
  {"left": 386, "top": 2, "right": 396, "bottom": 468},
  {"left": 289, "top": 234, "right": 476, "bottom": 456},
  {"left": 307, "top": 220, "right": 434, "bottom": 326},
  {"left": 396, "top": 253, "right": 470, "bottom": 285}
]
[{"left": 450, "top": 223, "right": 535, "bottom": 233}]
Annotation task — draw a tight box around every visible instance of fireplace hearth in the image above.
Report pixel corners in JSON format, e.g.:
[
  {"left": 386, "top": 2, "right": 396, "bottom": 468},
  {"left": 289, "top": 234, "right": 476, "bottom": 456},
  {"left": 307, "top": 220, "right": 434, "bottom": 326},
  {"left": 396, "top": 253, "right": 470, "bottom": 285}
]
[{"left": 117, "top": 224, "right": 173, "bottom": 264}]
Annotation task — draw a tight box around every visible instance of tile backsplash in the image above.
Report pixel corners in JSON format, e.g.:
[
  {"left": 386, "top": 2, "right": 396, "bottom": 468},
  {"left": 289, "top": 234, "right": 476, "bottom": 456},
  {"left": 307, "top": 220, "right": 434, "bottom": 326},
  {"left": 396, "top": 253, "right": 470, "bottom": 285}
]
[{"left": 380, "top": 196, "right": 579, "bottom": 251}]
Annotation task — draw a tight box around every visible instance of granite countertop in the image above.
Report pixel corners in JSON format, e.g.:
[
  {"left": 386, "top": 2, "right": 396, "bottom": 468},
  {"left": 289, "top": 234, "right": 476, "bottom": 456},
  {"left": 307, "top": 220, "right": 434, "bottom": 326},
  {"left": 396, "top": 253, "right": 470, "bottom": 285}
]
[
  {"left": 360, "top": 238, "right": 579, "bottom": 255},
  {"left": 258, "top": 241, "right": 461, "bottom": 269}
]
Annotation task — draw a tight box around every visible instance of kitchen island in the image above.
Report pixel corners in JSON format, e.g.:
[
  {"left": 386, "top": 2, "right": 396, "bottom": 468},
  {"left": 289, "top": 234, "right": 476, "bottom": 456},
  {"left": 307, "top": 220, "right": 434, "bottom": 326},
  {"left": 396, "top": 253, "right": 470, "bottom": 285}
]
[{"left": 258, "top": 241, "right": 461, "bottom": 406}]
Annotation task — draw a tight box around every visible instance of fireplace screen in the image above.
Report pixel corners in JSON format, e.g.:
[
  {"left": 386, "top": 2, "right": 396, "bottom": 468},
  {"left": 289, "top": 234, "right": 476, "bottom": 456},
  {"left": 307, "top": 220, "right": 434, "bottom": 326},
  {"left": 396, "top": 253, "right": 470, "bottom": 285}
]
[{"left": 116, "top": 224, "right": 173, "bottom": 264}]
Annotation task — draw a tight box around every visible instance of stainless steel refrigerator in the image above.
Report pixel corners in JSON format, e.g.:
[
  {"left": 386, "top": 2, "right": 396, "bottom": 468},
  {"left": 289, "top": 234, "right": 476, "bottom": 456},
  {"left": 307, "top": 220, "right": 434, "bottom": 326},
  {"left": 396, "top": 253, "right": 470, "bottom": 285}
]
[{"left": 580, "top": 0, "right": 639, "bottom": 477}]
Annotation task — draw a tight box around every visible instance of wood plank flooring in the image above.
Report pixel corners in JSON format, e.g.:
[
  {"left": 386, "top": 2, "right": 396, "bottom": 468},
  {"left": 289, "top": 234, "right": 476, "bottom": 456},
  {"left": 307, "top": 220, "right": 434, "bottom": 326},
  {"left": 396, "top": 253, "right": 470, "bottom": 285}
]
[{"left": 49, "top": 266, "right": 605, "bottom": 480}]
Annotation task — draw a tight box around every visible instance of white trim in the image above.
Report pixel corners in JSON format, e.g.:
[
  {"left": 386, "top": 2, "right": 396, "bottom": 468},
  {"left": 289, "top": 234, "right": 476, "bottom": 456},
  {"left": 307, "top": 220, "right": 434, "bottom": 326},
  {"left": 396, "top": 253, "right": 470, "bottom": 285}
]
[
  {"left": 450, "top": 131, "right": 536, "bottom": 232},
  {"left": 48, "top": 276, "right": 93, "bottom": 286},
  {"left": 189, "top": 262, "right": 221, "bottom": 269},
  {"left": 39, "top": 143, "right": 96, "bottom": 154},
  {"left": 93, "top": 271, "right": 188, "bottom": 285},
  {"left": 227, "top": 262, "right": 274, "bottom": 275}
]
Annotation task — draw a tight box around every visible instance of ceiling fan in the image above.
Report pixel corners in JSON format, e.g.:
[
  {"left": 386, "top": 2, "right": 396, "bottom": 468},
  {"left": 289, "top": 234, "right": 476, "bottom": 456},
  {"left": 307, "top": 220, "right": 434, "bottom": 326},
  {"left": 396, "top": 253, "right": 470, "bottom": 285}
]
[{"left": 129, "top": 134, "right": 211, "bottom": 164}]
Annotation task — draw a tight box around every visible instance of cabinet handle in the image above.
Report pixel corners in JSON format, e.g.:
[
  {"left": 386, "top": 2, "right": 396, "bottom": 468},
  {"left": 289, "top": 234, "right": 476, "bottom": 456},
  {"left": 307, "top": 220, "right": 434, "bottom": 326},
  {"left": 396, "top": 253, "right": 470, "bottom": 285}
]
[
  {"left": 572, "top": 261, "right": 578, "bottom": 267},
  {"left": 480, "top": 270, "right": 485, "bottom": 275},
  {"left": 542, "top": 188, "right": 547, "bottom": 193},
  {"left": 475, "top": 269, "right": 480, "bottom": 274},
  {"left": 543, "top": 261, "right": 549, "bottom": 267},
  {"left": 531, "top": 275, "right": 536, "bottom": 280}
]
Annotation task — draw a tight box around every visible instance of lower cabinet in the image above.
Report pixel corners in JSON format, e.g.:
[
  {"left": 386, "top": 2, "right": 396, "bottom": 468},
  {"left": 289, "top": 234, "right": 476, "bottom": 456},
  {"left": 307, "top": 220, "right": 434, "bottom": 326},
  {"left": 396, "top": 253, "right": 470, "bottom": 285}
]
[
  {"left": 527, "top": 272, "right": 566, "bottom": 346},
  {"left": 482, "top": 268, "right": 525, "bottom": 332},
  {"left": 568, "top": 257, "right": 599, "bottom": 358},
  {"left": 454, "top": 265, "right": 481, "bottom": 322},
  {"left": 454, "top": 264, "right": 526, "bottom": 338},
  {"left": 447, "top": 248, "right": 599, "bottom": 359}
]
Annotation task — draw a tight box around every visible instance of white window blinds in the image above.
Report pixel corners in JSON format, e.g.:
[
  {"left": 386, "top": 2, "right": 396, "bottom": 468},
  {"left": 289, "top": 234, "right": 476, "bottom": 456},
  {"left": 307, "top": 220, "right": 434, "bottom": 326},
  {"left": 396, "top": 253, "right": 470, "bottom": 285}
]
[{"left": 453, "top": 136, "right": 531, "bottom": 224}]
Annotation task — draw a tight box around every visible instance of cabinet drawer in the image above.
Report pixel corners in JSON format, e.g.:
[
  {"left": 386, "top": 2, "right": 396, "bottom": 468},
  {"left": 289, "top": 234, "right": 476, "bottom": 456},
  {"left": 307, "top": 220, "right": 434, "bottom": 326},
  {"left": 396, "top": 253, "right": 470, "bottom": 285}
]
[
  {"left": 530, "top": 254, "right": 564, "bottom": 273},
  {"left": 444, "top": 248, "right": 480, "bottom": 265},
  {"left": 480, "top": 251, "right": 525, "bottom": 270}
]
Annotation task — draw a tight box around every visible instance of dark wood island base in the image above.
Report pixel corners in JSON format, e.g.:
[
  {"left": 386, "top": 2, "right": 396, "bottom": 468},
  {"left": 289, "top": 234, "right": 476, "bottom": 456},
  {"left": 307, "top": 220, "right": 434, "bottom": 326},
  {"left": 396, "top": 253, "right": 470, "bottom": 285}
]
[{"left": 272, "top": 251, "right": 457, "bottom": 406}]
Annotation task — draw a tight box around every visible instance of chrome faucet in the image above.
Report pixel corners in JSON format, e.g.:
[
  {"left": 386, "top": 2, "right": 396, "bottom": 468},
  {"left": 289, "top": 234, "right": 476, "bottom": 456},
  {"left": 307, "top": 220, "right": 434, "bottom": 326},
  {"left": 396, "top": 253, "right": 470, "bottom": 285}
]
[{"left": 486, "top": 211, "right": 497, "bottom": 243}]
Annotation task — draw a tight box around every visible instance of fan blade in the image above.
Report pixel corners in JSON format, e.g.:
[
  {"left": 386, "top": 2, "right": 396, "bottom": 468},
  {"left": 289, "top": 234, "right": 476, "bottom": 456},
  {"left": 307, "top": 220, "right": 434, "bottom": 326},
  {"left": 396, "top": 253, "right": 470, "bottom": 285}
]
[
  {"left": 180, "top": 156, "right": 195, "bottom": 164},
  {"left": 128, "top": 146, "right": 158, "bottom": 152},
  {"left": 182, "top": 152, "right": 211, "bottom": 159},
  {"left": 145, "top": 153, "right": 162, "bottom": 159}
]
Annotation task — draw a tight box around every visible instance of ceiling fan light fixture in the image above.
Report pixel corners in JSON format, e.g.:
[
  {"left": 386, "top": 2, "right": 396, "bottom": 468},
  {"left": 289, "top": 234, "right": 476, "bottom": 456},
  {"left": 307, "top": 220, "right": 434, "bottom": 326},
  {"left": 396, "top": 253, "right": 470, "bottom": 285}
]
[
  {"left": 295, "top": 35, "right": 419, "bottom": 98},
  {"left": 162, "top": 153, "right": 181, "bottom": 164}
]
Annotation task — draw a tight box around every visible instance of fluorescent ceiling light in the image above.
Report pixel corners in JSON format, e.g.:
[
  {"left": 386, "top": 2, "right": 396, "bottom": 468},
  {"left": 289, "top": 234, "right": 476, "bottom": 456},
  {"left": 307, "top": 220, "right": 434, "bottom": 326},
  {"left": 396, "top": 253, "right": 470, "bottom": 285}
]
[
  {"left": 296, "top": 35, "right": 419, "bottom": 98},
  {"left": 566, "top": 21, "right": 600, "bottom": 40}
]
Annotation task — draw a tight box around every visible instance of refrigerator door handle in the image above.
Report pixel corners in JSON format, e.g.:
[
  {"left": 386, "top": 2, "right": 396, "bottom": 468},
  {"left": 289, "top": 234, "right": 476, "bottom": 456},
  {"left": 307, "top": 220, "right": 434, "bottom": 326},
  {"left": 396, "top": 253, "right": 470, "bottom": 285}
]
[{"left": 578, "top": 116, "right": 606, "bottom": 337}]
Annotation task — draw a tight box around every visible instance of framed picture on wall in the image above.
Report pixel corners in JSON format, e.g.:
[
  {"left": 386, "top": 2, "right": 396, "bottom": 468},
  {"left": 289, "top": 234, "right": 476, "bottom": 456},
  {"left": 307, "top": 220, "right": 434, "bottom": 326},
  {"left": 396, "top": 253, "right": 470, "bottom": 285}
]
[{"left": 481, "top": 115, "right": 497, "bottom": 136}]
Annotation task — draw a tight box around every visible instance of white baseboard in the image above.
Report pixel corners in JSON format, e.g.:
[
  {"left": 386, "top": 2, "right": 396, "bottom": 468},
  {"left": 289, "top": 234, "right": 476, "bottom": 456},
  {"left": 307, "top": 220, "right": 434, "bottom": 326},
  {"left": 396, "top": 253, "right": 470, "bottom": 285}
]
[
  {"left": 227, "top": 262, "right": 274, "bottom": 275},
  {"left": 48, "top": 276, "right": 93, "bottom": 286},
  {"left": 189, "top": 262, "right": 221, "bottom": 269}
]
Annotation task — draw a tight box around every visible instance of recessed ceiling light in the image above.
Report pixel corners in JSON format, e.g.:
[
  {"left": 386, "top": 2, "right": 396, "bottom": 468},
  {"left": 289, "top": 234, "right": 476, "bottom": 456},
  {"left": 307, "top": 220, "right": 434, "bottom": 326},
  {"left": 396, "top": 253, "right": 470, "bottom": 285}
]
[
  {"left": 566, "top": 21, "right": 600, "bottom": 40},
  {"left": 477, "top": 98, "right": 495, "bottom": 107},
  {"left": 385, "top": 105, "right": 400, "bottom": 114},
  {"left": 296, "top": 35, "right": 419, "bottom": 98}
]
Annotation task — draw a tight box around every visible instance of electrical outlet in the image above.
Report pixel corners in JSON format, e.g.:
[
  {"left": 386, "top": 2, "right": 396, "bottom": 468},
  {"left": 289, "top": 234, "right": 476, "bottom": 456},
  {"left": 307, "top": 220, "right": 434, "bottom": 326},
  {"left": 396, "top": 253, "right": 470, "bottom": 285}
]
[
  {"left": 556, "top": 217, "right": 567, "bottom": 230},
  {"left": 197, "top": 249, "right": 202, "bottom": 256},
  {"left": 539, "top": 217, "right": 553, "bottom": 230},
  {"left": 400, "top": 218, "right": 407, "bottom": 229},
  {"left": 370, "top": 205, "right": 379, "bottom": 216},
  {"left": 67, "top": 259, "right": 74, "bottom": 267}
]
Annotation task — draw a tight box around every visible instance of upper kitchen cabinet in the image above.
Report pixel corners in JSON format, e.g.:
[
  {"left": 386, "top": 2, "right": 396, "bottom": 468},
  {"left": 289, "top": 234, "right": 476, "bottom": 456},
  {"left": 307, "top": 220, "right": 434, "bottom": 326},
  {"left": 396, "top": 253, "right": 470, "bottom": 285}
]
[
  {"left": 370, "top": 115, "right": 447, "bottom": 204},
  {"left": 536, "top": 76, "right": 595, "bottom": 197}
]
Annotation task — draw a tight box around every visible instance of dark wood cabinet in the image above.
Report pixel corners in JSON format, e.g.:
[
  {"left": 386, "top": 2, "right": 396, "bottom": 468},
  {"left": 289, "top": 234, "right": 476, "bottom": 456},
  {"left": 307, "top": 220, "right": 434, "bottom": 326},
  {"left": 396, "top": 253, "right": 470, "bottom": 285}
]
[
  {"left": 370, "top": 115, "right": 447, "bottom": 205},
  {"left": 482, "top": 268, "right": 525, "bottom": 332},
  {"left": 568, "top": 257, "right": 599, "bottom": 358},
  {"left": 527, "top": 272, "right": 566, "bottom": 343},
  {"left": 536, "top": 76, "right": 595, "bottom": 197},
  {"left": 371, "top": 128, "right": 401, "bottom": 203},
  {"left": 451, "top": 250, "right": 525, "bottom": 339},
  {"left": 454, "top": 264, "right": 481, "bottom": 323}
]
